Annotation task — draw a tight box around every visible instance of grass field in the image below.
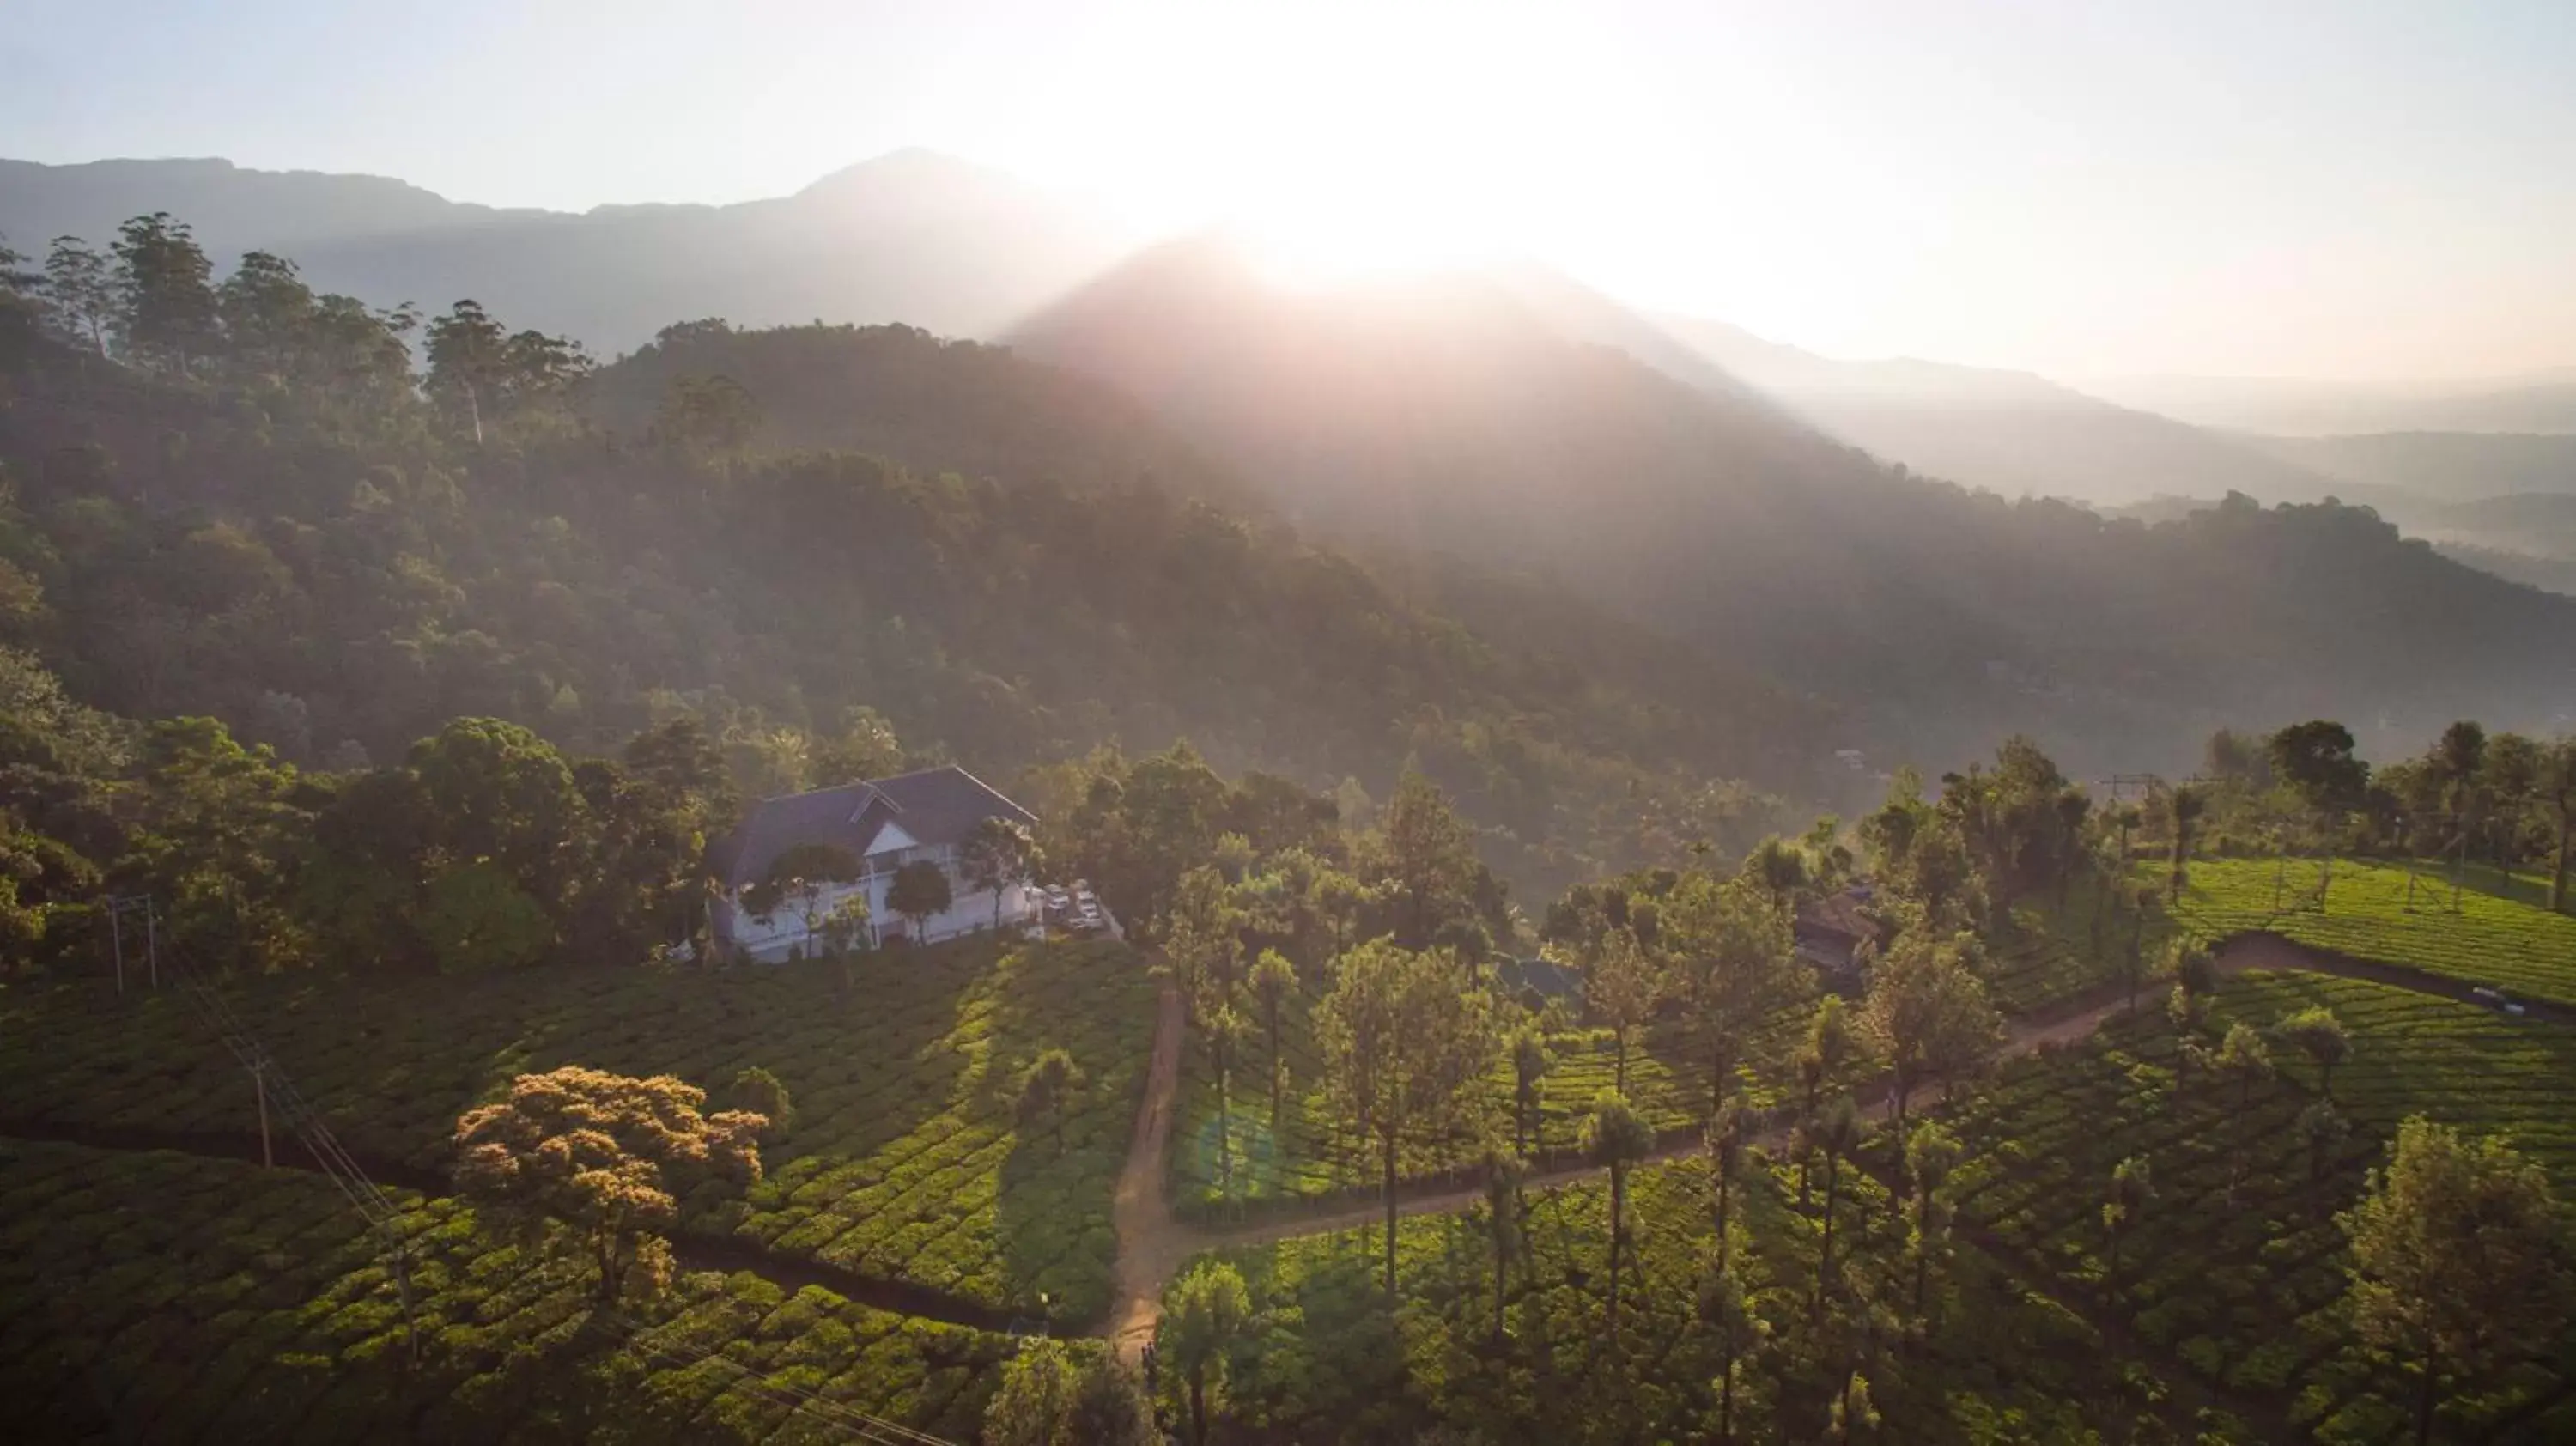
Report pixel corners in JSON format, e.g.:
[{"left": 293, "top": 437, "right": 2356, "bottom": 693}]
[
  {"left": 1166, "top": 964, "right": 1823, "bottom": 1221},
  {"left": 2167, "top": 857, "right": 2576, "bottom": 1006},
  {"left": 0, "top": 1139, "right": 1014, "bottom": 1443},
  {"left": 0, "top": 938, "right": 1155, "bottom": 1321},
  {"left": 1941, "top": 969, "right": 2576, "bottom": 1444},
  {"left": 1176, "top": 1146, "right": 2203, "bottom": 1444}
]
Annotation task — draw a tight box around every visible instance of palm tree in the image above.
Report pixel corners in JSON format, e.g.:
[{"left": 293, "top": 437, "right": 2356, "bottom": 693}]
[{"left": 1581, "top": 1091, "right": 1656, "bottom": 1332}]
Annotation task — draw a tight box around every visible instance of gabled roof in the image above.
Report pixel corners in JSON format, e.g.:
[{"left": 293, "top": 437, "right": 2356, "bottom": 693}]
[{"left": 708, "top": 765, "right": 1035, "bottom": 890}]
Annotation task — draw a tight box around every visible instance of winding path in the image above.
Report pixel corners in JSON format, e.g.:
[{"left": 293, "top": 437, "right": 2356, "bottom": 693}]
[{"left": 1093, "top": 930, "right": 2567, "bottom": 1349}]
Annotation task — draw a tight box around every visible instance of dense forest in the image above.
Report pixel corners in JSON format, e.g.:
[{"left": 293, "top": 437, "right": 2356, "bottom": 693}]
[
  {"left": 0, "top": 215, "right": 1830, "bottom": 960},
  {"left": 1011, "top": 237, "right": 2576, "bottom": 772}
]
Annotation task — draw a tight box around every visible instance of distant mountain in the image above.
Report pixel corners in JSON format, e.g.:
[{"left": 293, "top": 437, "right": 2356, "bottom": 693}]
[
  {"left": 2081, "top": 371, "right": 2576, "bottom": 437},
  {"left": 0, "top": 151, "right": 1135, "bottom": 355},
  {"left": 1647, "top": 315, "right": 2351, "bottom": 508},
  {"left": 1010, "top": 238, "right": 2576, "bottom": 773},
  {"left": 2239, "top": 432, "right": 2576, "bottom": 505}
]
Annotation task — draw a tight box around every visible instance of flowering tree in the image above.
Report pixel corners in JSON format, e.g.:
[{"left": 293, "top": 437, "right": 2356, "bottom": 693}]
[{"left": 453, "top": 1066, "right": 766, "bottom": 1301}]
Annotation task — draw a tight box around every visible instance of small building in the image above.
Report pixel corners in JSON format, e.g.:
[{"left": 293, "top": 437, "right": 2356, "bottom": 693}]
[
  {"left": 1795, "top": 884, "right": 1880, "bottom": 983},
  {"left": 707, "top": 766, "right": 1040, "bottom": 961}
]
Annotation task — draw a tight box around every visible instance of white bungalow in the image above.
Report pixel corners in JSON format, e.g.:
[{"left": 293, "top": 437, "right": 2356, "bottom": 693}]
[{"left": 707, "top": 766, "right": 1040, "bottom": 961}]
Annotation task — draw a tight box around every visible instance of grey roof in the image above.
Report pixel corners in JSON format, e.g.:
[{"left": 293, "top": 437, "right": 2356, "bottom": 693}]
[{"left": 708, "top": 765, "right": 1035, "bottom": 890}]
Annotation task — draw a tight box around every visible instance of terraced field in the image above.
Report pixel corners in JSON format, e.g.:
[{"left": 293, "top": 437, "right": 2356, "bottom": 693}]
[
  {"left": 0, "top": 939, "right": 1155, "bottom": 1321},
  {"left": 0, "top": 1139, "right": 1013, "bottom": 1443},
  {"left": 1944, "top": 969, "right": 2576, "bottom": 1444},
  {"left": 2168, "top": 858, "right": 2576, "bottom": 1006}
]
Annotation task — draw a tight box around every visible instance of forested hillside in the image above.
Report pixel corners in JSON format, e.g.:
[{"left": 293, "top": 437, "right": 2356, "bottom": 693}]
[
  {"left": 0, "top": 218, "right": 1820, "bottom": 914},
  {"left": 1012, "top": 239, "right": 2576, "bottom": 772},
  {"left": 0, "top": 151, "right": 1132, "bottom": 353}
]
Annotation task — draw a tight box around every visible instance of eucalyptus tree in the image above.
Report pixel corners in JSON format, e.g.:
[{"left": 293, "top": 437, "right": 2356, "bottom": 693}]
[
  {"left": 1581, "top": 1090, "right": 1656, "bottom": 1330},
  {"left": 1249, "top": 948, "right": 1298, "bottom": 1129},
  {"left": 1664, "top": 870, "right": 1801, "bottom": 1118},
  {"left": 1316, "top": 939, "right": 1500, "bottom": 1295}
]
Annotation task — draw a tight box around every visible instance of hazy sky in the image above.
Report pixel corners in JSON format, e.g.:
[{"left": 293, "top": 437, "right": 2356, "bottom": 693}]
[{"left": 8, "top": 0, "right": 2573, "bottom": 380}]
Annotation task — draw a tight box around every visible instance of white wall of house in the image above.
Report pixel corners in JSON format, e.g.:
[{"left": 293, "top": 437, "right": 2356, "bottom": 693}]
[{"left": 716, "top": 867, "right": 1041, "bottom": 963}]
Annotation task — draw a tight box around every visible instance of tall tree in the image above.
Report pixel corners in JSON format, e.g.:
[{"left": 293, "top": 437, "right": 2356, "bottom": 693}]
[
  {"left": 2539, "top": 737, "right": 2576, "bottom": 913},
  {"left": 981, "top": 1337, "right": 1080, "bottom": 1446},
  {"left": 425, "top": 299, "right": 509, "bottom": 441},
  {"left": 1315, "top": 939, "right": 1500, "bottom": 1295},
  {"left": 1068, "top": 1352, "right": 1158, "bottom": 1446},
  {"left": 1160, "top": 1261, "right": 1251, "bottom": 1446},
  {"left": 1664, "top": 871, "right": 1801, "bottom": 1117},
  {"left": 1510, "top": 1024, "right": 1549, "bottom": 1156},
  {"left": 453, "top": 1066, "right": 765, "bottom": 1302},
  {"left": 216, "top": 250, "right": 318, "bottom": 374},
  {"left": 1795, "top": 995, "right": 1856, "bottom": 1206},
  {"left": 2166, "top": 784, "right": 2206, "bottom": 902},
  {"left": 2215, "top": 1021, "right": 2272, "bottom": 1197},
  {"left": 1698, "top": 1256, "right": 1769, "bottom": 1445},
  {"left": 1565, "top": 923, "right": 1660, "bottom": 1094},
  {"left": 885, "top": 859, "right": 952, "bottom": 940},
  {"left": 1480, "top": 1142, "right": 1528, "bottom": 1343},
  {"left": 960, "top": 815, "right": 1037, "bottom": 932},
  {"left": 1905, "top": 1121, "right": 1963, "bottom": 1313},
  {"left": 1160, "top": 864, "right": 1242, "bottom": 1024},
  {"left": 1860, "top": 934, "right": 2001, "bottom": 1130},
  {"left": 1707, "top": 1097, "right": 1748, "bottom": 1274},
  {"left": 1582, "top": 1090, "right": 1656, "bottom": 1332},
  {"left": 1249, "top": 948, "right": 1297, "bottom": 1130},
  {"left": 110, "top": 212, "right": 218, "bottom": 371},
  {"left": 2275, "top": 1006, "right": 2351, "bottom": 1101},
  {"left": 1807, "top": 1094, "right": 1863, "bottom": 1321},
  {"left": 1377, "top": 769, "right": 1480, "bottom": 948},
  {"left": 41, "top": 236, "right": 114, "bottom": 355},
  {"left": 2102, "top": 1155, "right": 2152, "bottom": 1303},
  {"left": 2342, "top": 1117, "right": 2567, "bottom": 1446}
]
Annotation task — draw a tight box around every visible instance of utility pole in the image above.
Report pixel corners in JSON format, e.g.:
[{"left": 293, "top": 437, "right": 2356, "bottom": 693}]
[
  {"left": 252, "top": 1048, "right": 273, "bottom": 1168},
  {"left": 106, "top": 894, "right": 158, "bottom": 994}
]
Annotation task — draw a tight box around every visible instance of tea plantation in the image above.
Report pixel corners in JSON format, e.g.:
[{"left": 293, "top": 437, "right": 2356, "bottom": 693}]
[
  {"left": 1943, "top": 969, "right": 2576, "bottom": 1444},
  {"left": 1165, "top": 966, "right": 1819, "bottom": 1221},
  {"left": 0, "top": 938, "right": 1155, "bottom": 1322},
  {"left": 1179, "top": 1145, "right": 2205, "bottom": 1444},
  {"left": 0, "top": 1139, "right": 1015, "bottom": 1443},
  {"left": 2168, "top": 857, "right": 2576, "bottom": 1006}
]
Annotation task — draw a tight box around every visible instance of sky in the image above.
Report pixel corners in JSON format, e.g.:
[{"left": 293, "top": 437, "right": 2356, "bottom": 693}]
[{"left": 7, "top": 0, "right": 2573, "bottom": 381}]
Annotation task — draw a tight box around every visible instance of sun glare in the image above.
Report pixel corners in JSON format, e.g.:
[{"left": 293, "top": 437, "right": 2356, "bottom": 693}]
[{"left": 1087, "top": 1, "right": 1603, "bottom": 289}]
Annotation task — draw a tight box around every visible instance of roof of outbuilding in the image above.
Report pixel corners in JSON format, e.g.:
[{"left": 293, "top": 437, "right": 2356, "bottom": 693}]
[{"left": 708, "top": 765, "right": 1035, "bottom": 890}]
